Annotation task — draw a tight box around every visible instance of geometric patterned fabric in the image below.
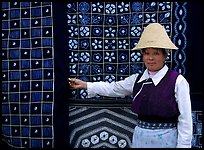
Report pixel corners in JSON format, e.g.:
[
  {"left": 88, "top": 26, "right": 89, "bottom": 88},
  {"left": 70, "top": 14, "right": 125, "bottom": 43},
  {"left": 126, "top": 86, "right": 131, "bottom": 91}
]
[
  {"left": 69, "top": 107, "right": 202, "bottom": 148},
  {"left": 2, "top": 2, "right": 54, "bottom": 148},
  {"left": 1, "top": 1, "right": 202, "bottom": 149},
  {"left": 67, "top": 2, "right": 175, "bottom": 99},
  {"left": 67, "top": 2, "right": 202, "bottom": 148}
]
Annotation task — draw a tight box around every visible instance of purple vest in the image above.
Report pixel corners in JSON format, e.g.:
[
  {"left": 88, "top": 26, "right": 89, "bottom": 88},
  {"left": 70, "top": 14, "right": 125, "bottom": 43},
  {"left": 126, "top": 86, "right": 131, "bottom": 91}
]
[{"left": 131, "top": 69, "right": 180, "bottom": 119}]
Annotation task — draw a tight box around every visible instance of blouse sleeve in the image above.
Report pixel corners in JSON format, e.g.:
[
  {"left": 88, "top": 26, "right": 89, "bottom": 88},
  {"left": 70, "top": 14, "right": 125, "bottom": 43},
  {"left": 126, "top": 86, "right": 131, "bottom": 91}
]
[
  {"left": 87, "top": 74, "right": 138, "bottom": 98},
  {"left": 175, "top": 75, "right": 193, "bottom": 148}
]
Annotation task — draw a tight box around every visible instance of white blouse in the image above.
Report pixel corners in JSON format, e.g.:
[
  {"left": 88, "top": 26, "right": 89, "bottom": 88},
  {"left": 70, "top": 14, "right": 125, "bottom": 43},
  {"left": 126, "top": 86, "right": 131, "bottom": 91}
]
[{"left": 86, "top": 65, "right": 193, "bottom": 148}]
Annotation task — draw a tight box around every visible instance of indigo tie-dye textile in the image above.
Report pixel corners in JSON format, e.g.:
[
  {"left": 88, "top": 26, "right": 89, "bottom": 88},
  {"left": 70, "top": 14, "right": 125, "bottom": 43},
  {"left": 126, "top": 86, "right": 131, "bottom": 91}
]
[
  {"left": 1, "top": 2, "right": 202, "bottom": 148},
  {"left": 2, "top": 2, "right": 54, "bottom": 148}
]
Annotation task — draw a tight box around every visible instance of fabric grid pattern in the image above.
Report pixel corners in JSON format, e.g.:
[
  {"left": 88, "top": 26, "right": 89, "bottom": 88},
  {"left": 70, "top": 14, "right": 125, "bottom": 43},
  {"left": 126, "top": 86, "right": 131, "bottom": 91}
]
[
  {"left": 67, "top": 2, "right": 202, "bottom": 148},
  {"left": 67, "top": 2, "right": 174, "bottom": 100},
  {"left": 2, "top": 2, "right": 54, "bottom": 148},
  {"left": 1, "top": 1, "right": 202, "bottom": 149}
]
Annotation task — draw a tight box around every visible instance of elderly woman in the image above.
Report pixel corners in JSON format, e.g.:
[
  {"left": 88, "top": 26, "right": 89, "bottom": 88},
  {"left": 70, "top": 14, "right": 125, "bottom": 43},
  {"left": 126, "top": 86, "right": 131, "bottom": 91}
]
[{"left": 68, "top": 23, "right": 192, "bottom": 148}]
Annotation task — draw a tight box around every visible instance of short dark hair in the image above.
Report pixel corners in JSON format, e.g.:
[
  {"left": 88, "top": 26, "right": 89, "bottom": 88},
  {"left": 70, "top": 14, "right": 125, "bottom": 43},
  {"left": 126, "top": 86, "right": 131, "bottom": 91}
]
[{"left": 141, "top": 48, "right": 168, "bottom": 56}]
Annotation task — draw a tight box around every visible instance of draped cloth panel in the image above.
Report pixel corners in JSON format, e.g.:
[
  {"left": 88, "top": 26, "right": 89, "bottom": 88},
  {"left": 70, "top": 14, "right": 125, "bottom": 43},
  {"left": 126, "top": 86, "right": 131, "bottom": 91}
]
[
  {"left": 67, "top": 2, "right": 176, "bottom": 100},
  {"left": 67, "top": 2, "right": 202, "bottom": 148},
  {"left": 2, "top": 2, "right": 54, "bottom": 148},
  {"left": 1, "top": 1, "right": 202, "bottom": 149}
]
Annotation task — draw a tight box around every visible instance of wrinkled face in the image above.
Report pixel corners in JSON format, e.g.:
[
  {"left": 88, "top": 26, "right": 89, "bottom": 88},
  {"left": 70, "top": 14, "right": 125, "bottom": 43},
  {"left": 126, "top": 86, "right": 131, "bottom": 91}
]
[{"left": 141, "top": 48, "right": 167, "bottom": 72}]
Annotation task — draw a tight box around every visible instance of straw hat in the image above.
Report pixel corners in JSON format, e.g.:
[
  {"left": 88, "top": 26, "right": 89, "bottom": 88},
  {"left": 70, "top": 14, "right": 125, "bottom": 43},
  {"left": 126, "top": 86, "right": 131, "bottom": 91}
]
[{"left": 132, "top": 23, "right": 178, "bottom": 50}]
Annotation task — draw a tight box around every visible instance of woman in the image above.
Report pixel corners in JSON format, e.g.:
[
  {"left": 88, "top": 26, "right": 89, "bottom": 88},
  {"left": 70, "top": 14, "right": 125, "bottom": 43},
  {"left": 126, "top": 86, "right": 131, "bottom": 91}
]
[{"left": 68, "top": 23, "right": 192, "bottom": 148}]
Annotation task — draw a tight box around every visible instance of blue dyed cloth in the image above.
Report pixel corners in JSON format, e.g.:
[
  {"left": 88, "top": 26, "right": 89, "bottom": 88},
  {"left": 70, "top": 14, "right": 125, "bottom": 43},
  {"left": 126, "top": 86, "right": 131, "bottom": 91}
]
[{"left": 2, "top": 2, "right": 54, "bottom": 148}]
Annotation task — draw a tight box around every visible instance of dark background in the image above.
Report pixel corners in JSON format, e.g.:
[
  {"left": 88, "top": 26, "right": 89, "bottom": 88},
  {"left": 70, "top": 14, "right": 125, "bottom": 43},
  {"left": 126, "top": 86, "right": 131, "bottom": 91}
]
[{"left": 185, "top": 2, "right": 203, "bottom": 110}]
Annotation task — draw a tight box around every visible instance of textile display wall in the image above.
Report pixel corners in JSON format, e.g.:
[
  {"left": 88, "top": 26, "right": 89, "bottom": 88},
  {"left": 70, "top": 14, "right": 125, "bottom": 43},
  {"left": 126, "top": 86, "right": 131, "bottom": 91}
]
[
  {"left": 1, "top": 2, "right": 70, "bottom": 148},
  {"left": 67, "top": 2, "right": 202, "bottom": 148},
  {"left": 1, "top": 1, "right": 203, "bottom": 149},
  {"left": 2, "top": 2, "right": 55, "bottom": 148},
  {"left": 68, "top": 2, "right": 175, "bottom": 100}
]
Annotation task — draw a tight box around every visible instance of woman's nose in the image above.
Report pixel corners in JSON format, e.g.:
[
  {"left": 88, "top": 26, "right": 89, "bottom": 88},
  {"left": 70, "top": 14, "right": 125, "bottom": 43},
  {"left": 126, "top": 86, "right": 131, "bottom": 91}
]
[{"left": 148, "top": 55, "right": 153, "bottom": 60}]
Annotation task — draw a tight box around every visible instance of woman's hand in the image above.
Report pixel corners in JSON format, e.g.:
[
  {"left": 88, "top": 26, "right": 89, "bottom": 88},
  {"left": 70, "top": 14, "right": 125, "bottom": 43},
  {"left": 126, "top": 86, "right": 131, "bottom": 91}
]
[{"left": 68, "top": 78, "right": 87, "bottom": 89}]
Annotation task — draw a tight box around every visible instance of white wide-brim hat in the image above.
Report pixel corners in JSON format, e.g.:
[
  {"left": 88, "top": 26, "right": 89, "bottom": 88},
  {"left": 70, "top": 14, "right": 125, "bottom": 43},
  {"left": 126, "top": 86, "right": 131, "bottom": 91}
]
[{"left": 132, "top": 23, "right": 178, "bottom": 50}]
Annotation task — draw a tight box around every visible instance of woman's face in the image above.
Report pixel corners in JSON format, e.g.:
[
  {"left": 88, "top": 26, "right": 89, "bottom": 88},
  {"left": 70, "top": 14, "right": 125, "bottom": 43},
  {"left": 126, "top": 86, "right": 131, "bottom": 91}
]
[{"left": 141, "top": 48, "right": 167, "bottom": 72}]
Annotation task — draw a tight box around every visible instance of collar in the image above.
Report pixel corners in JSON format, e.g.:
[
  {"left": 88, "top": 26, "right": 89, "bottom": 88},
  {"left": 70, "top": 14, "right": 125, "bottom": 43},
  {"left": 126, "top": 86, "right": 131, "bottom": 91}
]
[{"left": 138, "top": 65, "right": 169, "bottom": 86}]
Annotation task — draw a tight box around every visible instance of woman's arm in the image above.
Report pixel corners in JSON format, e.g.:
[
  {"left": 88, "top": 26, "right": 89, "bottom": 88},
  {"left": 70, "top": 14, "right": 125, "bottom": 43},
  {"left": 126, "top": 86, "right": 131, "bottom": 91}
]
[
  {"left": 175, "top": 75, "right": 193, "bottom": 148},
  {"left": 68, "top": 74, "right": 138, "bottom": 98}
]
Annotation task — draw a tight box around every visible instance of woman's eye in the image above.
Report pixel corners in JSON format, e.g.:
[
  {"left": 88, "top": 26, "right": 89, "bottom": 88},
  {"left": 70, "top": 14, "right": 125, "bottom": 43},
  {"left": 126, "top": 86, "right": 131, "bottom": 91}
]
[{"left": 153, "top": 52, "right": 159, "bottom": 55}]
